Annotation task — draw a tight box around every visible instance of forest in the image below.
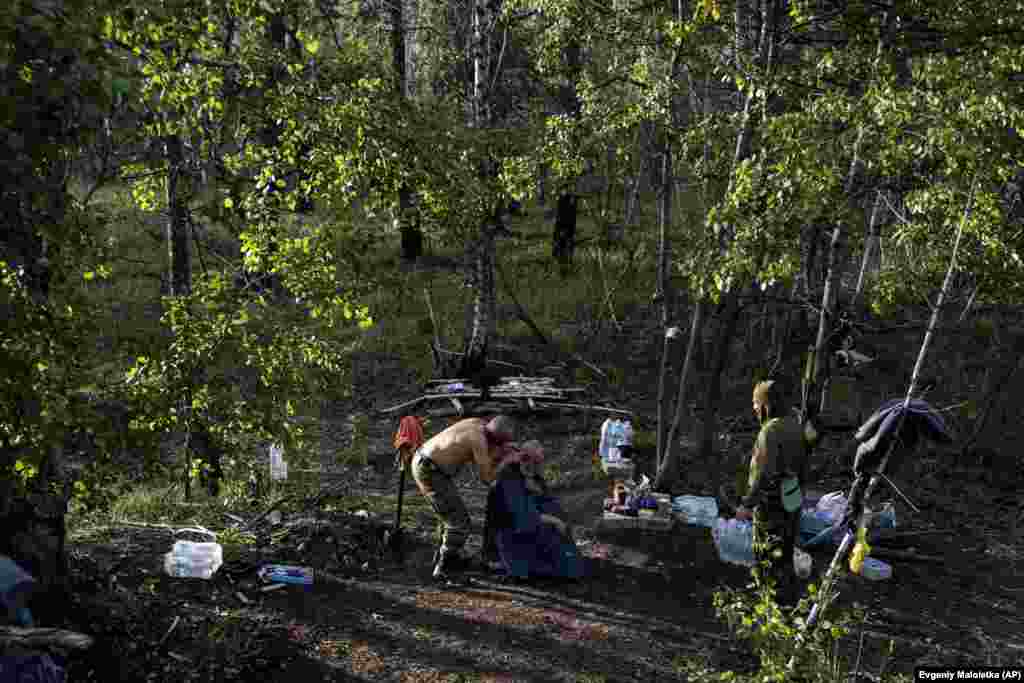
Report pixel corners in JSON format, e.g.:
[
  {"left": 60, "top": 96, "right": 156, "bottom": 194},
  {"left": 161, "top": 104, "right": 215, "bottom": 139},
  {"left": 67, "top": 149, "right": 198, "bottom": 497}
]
[{"left": 1, "top": 0, "right": 1023, "bottom": 680}]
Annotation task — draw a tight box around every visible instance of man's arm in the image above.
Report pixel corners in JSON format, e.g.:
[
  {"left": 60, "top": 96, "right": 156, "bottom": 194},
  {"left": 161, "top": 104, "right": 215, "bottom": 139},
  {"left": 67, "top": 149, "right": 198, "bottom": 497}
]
[
  {"left": 741, "top": 429, "right": 772, "bottom": 509},
  {"left": 472, "top": 431, "right": 498, "bottom": 484}
]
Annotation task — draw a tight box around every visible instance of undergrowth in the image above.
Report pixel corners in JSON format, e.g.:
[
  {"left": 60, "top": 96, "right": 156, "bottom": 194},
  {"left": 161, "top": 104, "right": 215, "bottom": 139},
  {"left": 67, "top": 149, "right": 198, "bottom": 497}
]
[{"left": 678, "top": 566, "right": 912, "bottom": 683}]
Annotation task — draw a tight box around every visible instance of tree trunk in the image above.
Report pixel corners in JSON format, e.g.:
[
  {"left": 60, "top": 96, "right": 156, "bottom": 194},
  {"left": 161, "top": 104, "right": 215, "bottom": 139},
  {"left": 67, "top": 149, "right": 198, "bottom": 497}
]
[
  {"left": 655, "top": 297, "right": 706, "bottom": 491},
  {"left": 854, "top": 191, "right": 883, "bottom": 305},
  {"left": 166, "top": 136, "right": 191, "bottom": 299},
  {"left": 696, "top": 295, "right": 743, "bottom": 464},
  {"left": 803, "top": 7, "right": 893, "bottom": 419},
  {"left": 552, "top": 40, "right": 582, "bottom": 272},
  {"left": 552, "top": 193, "right": 578, "bottom": 271},
  {"left": 655, "top": 145, "right": 674, "bottom": 472},
  {"left": 460, "top": 221, "right": 497, "bottom": 382},
  {"left": 392, "top": 0, "right": 423, "bottom": 261}
]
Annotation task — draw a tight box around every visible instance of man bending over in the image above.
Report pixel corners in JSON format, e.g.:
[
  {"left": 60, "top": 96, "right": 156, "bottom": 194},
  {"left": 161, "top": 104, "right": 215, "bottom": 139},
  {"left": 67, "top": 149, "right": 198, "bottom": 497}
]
[{"left": 412, "top": 415, "right": 518, "bottom": 580}]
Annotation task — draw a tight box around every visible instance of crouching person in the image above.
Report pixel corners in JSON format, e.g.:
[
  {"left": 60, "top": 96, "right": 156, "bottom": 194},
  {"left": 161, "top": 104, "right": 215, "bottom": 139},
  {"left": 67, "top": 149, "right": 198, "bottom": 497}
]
[
  {"left": 412, "top": 415, "right": 518, "bottom": 580},
  {"left": 486, "top": 440, "right": 585, "bottom": 582}
]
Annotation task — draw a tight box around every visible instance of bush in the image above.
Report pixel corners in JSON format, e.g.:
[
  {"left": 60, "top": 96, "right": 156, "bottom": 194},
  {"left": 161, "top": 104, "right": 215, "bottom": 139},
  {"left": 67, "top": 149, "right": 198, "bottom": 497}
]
[{"left": 679, "top": 564, "right": 910, "bottom": 683}]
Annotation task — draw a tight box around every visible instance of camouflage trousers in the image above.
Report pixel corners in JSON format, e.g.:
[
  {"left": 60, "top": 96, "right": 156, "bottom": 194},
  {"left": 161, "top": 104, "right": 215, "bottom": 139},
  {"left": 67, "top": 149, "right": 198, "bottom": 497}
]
[
  {"left": 411, "top": 452, "right": 472, "bottom": 558},
  {"left": 752, "top": 506, "right": 801, "bottom": 596}
]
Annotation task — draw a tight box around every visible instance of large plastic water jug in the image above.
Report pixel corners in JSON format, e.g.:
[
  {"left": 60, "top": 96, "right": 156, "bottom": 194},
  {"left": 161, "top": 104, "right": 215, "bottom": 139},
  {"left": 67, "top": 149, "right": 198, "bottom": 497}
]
[
  {"left": 712, "top": 518, "right": 755, "bottom": 566},
  {"left": 163, "top": 528, "right": 223, "bottom": 579},
  {"left": 672, "top": 496, "right": 719, "bottom": 528},
  {"left": 0, "top": 555, "right": 36, "bottom": 626}
]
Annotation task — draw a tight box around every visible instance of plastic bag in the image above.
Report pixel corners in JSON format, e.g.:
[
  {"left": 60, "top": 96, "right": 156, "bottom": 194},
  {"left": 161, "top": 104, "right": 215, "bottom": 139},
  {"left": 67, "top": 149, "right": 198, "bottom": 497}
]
[
  {"left": 815, "top": 491, "right": 848, "bottom": 524},
  {"left": 794, "top": 548, "right": 813, "bottom": 578},
  {"left": 672, "top": 496, "right": 719, "bottom": 528}
]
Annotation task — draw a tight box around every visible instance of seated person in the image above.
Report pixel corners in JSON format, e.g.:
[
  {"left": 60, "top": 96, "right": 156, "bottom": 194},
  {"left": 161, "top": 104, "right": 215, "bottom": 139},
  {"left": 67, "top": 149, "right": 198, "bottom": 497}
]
[{"left": 482, "top": 441, "right": 584, "bottom": 581}]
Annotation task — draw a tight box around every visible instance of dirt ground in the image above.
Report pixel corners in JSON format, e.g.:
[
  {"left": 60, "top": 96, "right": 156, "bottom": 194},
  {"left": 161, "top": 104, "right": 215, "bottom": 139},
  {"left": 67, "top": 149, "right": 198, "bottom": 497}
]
[
  {"left": 58, "top": 321, "right": 1024, "bottom": 681},
  {"left": 59, "top": 431, "right": 1024, "bottom": 682}
]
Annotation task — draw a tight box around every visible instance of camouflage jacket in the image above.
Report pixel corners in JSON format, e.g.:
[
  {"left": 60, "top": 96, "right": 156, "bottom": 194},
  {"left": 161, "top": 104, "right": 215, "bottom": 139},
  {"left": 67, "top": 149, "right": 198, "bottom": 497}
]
[{"left": 741, "top": 416, "right": 810, "bottom": 514}]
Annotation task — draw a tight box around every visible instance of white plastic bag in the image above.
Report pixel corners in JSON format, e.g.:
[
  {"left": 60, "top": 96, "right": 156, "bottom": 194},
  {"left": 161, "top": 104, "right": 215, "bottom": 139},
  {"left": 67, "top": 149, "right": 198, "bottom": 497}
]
[
  {"left": 794, "top": 548, "right": 812, "bottom": 578},
  {"left": 815, "top": 491, "right": 847, "bottom": 524}
]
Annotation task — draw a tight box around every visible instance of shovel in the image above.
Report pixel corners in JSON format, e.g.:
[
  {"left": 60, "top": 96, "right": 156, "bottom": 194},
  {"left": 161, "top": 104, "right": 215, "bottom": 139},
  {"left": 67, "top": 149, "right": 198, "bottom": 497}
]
[{"left": 385, "top": 447, "right": 412, "bottom": 560}]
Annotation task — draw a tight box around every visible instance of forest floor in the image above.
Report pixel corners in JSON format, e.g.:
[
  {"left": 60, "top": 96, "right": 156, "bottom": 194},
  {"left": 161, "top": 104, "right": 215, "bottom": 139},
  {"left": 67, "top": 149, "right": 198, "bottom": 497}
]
[
  {"left": 58, "top": 312, "right": 1024, "bottom": 682},
  {"left": 48, "top": 199, "right": 1024, "bottom": 682}
]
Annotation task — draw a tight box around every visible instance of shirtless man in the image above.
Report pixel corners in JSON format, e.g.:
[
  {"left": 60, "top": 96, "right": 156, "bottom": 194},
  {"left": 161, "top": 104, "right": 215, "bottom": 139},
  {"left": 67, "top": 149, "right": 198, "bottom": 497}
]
[{"left": 411, "top": 415, "right": 518, "bottom": 580}]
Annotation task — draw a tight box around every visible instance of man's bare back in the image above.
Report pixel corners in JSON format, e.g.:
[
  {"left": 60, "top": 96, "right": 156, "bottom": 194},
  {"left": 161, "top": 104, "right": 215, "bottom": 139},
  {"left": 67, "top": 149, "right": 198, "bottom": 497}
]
[{"left": 418, "top": 417, "right": 508, "bottom": 484}]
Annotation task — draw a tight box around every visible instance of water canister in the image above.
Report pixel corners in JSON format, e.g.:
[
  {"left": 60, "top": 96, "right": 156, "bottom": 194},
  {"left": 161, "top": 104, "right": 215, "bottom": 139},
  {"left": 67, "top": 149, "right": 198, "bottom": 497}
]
[
  {"left": 672, "top": 496, "right": 719, "bottom": 528},
  {"left": 712, "top": 518, "right": 755, "bottom": 567},
  {"left": 163, "top": 528, "right": 223, "bottom": 579}
]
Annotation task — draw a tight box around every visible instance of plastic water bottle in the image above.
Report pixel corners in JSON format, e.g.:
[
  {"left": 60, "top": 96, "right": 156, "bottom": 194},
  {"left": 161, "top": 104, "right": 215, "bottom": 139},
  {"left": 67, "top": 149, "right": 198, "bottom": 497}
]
[
  {"left": 880, "top": 502, "right": 897, "bottom": 529},
  {"left": 672, "top": 496, "right": 719, "bottom": 527},
  {"left": 621, "top": 420, "right": 633, "bottom": 449},
  {"left": 713, "top": 518, "right": 755, "bottom": 566},
  {"left": 269, "top": 443, "right": 288, "bottom": 481},
  {"left": 599, "top": 418, "right": 614, "bottom": 461}
]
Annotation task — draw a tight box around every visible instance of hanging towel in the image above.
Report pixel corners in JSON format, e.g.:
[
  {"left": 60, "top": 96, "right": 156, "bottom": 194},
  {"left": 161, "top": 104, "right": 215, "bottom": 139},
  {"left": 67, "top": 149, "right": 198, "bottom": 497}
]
[{"left": 393, "top": 416, "right": 425, "bottom": 451}]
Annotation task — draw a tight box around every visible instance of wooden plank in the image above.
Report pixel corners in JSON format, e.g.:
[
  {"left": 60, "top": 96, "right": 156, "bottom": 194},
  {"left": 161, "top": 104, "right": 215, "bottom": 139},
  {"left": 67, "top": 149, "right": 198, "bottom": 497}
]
[
  {"left": 536, "top": 401, "right": 633, "bottom": 416},
  {"left": 378, "top": 395, "right": 428, "bottom": 414}
]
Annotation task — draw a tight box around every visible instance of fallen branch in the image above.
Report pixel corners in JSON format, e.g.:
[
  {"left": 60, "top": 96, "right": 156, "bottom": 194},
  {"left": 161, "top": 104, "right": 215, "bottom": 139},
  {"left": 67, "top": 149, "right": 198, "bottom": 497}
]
[
  {"left": 872, "top": 528, "right": 953, "bottom": 542},
  {"left": 244, "top": 494, "right": 296, "bottom": 529},
  {"left": 378, "top": 391, "right": 585, "bottom": 414},
  {"left": 535, "top": 401, "right": 633, "bottom": 416},
  {"left": 433, "top": 347, "right": 527, "bottom": 371},
  {"left": 0, "top": 627, "right": 94, "bottom": 653},
  {"left": 157, "top": 616, "right": 180, "bottom": 647},
  {"left": 868, "top": 548, "right": 944, "bottom": 563},
  {"left": 494, "top": 259, "right": 607, "bottom": 378}
]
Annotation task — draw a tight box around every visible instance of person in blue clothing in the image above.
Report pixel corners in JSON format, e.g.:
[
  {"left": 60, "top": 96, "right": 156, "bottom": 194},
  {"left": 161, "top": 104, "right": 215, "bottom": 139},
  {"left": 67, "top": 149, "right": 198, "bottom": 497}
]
[{"left": 483, "top": 441, "right": 584, "bottom": 582}]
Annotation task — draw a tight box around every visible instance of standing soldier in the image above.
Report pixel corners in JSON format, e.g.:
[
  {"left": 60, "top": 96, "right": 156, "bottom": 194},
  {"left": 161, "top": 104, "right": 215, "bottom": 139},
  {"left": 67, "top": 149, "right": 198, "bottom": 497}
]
[{"left": 736, "top": 380, "right": 810, "bottom": 602}]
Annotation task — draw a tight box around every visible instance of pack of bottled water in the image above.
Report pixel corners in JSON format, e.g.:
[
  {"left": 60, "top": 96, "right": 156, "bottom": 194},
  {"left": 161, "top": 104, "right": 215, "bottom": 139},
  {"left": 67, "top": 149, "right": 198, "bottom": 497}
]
[
  {"left": 599, "top": 418, "right": 633, "bottom": 463},
  {"left": 671, "top": 496, "right": 719, "bottom": 528},
  {"left": 163, "top": 528, "right": 223, "bottom": 579},
  {"left": 269, "top": 443, "right": 288, "bottom": 481},
  {"left": 711, "top": 518, "right": 755, "bottom": 567}
]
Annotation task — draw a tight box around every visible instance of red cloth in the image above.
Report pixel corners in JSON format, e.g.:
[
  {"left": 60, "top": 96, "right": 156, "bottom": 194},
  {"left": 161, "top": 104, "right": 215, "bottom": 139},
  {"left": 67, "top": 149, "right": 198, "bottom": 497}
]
[{"left": 393, "top": 416, "right": 425, "bottom": 451}]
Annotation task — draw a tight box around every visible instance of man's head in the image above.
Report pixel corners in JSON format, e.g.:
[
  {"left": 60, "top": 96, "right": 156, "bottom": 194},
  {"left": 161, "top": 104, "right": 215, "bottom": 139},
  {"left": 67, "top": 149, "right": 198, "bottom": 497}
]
[
  {"left": 484, "top": 415, "right": 518, "bottom": 446},
  {"left": 752, "top": 379, "right": 786, "bottom": 424},
  {"left": 519, "top": 440, "right": 545, "bottom": 465}
]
